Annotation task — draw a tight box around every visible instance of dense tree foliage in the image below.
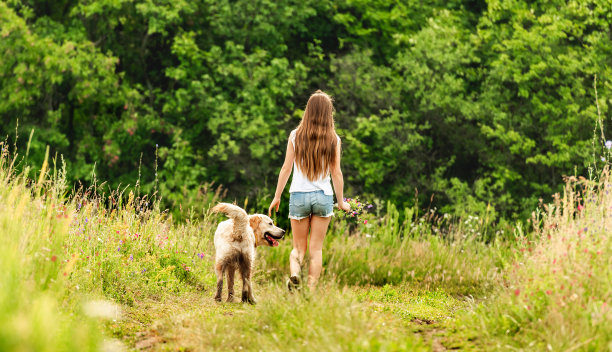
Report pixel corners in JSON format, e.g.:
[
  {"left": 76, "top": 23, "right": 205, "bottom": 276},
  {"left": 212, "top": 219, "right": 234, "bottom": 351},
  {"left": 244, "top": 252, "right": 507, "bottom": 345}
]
[{"left": 2, "top": 0, "right": 612, "bottom": 223}]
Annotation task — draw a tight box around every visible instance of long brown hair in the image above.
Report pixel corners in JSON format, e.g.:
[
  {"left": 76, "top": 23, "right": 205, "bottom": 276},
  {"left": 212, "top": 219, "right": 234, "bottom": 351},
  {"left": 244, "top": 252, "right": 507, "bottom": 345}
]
[{"left": 294, "top": 90, "right": 338, "bottom": 181}]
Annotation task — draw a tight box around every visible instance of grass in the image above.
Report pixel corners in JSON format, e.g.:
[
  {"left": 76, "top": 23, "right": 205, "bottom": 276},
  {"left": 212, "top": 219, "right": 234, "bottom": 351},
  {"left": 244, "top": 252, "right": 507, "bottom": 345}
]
[
  {"left": 454, "top": 172, "right": 612, "bottom": 350},
  {"left": 0, "top": 144, "right": 609, "bottom": 351}
]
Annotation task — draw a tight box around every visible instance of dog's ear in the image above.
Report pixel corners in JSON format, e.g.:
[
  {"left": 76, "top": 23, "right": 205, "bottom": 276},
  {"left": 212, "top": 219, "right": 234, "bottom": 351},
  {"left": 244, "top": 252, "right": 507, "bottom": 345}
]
[{"left": 249, "top": 216, "right": 261, "bottom": 231}]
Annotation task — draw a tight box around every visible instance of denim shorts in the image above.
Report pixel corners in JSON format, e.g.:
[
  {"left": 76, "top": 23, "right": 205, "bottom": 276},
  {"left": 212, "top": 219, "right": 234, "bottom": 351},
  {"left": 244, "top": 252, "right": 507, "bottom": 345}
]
[{"left": 289, "top": 191, "right": 334, "bottom": 220}]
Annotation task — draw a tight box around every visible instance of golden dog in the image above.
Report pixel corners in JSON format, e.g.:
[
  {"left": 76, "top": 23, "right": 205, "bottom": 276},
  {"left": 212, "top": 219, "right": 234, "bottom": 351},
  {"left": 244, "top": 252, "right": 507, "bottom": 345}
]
[{"left": 212, "top": 203, "right": 285, "bottom": 303}]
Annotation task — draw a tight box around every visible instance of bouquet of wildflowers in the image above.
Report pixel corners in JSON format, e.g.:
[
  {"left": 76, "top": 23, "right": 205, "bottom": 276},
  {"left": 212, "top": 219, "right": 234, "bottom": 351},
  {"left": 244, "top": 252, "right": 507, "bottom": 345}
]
[{"left": 336, "top": 196, "right": 373, "bottom": 225}]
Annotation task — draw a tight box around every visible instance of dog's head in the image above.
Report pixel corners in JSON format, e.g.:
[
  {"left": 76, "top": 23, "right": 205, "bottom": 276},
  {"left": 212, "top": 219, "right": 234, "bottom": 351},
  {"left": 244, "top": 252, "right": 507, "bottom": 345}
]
[{"left": 249, "top": 215, "right": 285, "bottom": 247}]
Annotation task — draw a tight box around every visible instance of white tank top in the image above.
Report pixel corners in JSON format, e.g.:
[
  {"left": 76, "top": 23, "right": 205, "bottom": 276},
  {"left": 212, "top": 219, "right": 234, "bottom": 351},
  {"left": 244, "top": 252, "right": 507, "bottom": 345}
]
[{"left": 288, "top": 129, "right": 340, "bottom": 195}]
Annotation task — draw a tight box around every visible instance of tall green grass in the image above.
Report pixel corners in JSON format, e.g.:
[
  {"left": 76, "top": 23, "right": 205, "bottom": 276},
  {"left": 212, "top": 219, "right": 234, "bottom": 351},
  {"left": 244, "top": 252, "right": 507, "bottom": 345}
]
[
  {"left": 260, "top": 202, "right": 504, "bottom": 296},
  {"left": 0, "top": 143, "right": 222, "bottom": 350},
  {"left": 0, "top": 147, "right": 101, "bottom": 351},
  {"left": 458, "top": 171, "right": 612, "bottom": 350}
]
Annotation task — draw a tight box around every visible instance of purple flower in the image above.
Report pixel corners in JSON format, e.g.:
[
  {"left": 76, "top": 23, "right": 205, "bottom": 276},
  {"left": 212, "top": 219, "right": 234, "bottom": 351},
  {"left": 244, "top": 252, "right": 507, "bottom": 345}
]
[
  {"left": 197, "top": 253, "right": 204, "bottom": 259},
  {"left": 129, "top": 254, "right": 133, "bottom": 261},
  {"left": 117, "top": 246, "right": 121, "bottom": 252},
  {"left": 367, "top": 204, "right": 373, "bottom": 209},
  {"left": 85, "top": 217, "right": 88, "bottom": 223}
]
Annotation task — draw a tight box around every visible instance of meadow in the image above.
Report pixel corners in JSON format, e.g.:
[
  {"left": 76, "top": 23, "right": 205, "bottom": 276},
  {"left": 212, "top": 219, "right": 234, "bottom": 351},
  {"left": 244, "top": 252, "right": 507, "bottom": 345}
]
[{"left": 0, "top": 142, "right": 609, "bottom": 352}]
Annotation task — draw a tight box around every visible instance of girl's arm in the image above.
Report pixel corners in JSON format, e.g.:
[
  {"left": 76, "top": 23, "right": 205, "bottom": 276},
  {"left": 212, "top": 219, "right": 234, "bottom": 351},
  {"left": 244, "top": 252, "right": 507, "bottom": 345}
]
[
  {"left": 269, "top": 138, "right": 295, "bottom": 216},
  {"left": 331, "top": 139, "right": 350, "bottom": 211}
]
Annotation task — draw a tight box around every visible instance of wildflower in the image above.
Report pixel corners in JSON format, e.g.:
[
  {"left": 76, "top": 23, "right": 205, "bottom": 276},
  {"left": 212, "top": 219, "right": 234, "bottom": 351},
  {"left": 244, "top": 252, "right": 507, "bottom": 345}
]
[
  {"left": 602, "top": 157, "right": 606, "bottom": 162},
  {"left": 129, "top": 254, "right": 133, "bottom": 261},
  {"left": 364, "top": 220, "right": 368, "bottom": 225},
  {"left": 606, "top": 140, "right": 612, "bottom": 149},
  {"left": 546, "top": 290, "right": 552, "bottom": 295},
  {"left": 577, "top": 204, "right": 584, "bottom": 211},
  {"left": 197, "top": 253, "right": 204, "bottom": 259},
  {"left": 141, "top": 268, "right": 147, "bottom": 273},
  {"left": 367, "top": 204, "right": 373, "bottom": 208},
  {"left": 514, "top": 289, "right": 520, "bottom": 297},
  {"left": 51, "top": 255, "right": 57, "bottom": 262},
  {"left": 85, "top": 217, "right": 88, "bottom": 223},
  {"left": 117, "top": 246, "right": 121, "bottom": 252}
]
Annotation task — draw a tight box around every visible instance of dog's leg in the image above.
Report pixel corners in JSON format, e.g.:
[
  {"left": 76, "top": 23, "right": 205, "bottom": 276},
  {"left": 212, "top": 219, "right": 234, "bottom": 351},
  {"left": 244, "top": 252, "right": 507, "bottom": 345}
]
[
  {"left": 239, "top": 257, "right": 256, "bottom": 304},
  {"left": 226, "top": 264, "right": 235, "bottom": 302},
  {"left": 214, "top": 262, "right": 224, "bottom": 302},
  {"left": 246, "top": 268, "right": 256, "bottom": 304}
]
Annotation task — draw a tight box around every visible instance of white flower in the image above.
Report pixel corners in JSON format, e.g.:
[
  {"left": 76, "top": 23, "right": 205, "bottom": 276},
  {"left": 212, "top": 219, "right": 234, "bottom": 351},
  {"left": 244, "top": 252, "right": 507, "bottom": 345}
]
[{"left": 606, "top": 140, "right": 612, "bottom": 149}]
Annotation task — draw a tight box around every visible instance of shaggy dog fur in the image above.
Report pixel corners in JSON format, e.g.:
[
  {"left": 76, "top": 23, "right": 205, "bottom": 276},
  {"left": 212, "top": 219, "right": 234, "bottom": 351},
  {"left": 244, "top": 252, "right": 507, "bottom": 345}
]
[{"left": 212, "top": 203, "right": 285, "bottom": 303}]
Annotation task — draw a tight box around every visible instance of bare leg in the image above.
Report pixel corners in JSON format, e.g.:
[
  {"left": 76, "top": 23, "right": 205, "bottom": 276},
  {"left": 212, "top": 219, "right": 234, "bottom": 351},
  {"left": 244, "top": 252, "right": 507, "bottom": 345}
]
[
  {"left": 214, "top": 262, "right": 224, "bottom": 302},
  {"left": 226, "top": 264, "right": 235, "bottom": 302},
  {"left": 308, "top": 216, "right": 331, "bottom": 288},
  {"left": 290, "top": 217, "right": 310, "bottom": 278}
]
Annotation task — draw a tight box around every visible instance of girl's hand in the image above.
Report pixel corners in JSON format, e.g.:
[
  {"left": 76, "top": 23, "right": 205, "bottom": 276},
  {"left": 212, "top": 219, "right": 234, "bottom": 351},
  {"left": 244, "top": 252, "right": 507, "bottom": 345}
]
[
  {"left": 268, "top": 197, "right": 281, "bottom": 216},
  {"left": 336, "top": 201, "right": 351, "bottom": 212}
]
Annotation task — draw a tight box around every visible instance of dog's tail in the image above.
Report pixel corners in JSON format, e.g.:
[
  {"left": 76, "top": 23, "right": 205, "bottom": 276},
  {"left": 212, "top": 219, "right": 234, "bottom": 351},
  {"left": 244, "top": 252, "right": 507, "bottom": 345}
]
[{"left": 212, "top": 203, "right": 248, "bottom": 241}]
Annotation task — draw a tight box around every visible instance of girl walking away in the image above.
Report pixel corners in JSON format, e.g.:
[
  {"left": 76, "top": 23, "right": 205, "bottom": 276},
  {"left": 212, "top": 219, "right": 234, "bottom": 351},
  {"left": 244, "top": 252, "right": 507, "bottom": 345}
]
[{"left": 269, "top": 90, "right": 351, "bottom": 290}]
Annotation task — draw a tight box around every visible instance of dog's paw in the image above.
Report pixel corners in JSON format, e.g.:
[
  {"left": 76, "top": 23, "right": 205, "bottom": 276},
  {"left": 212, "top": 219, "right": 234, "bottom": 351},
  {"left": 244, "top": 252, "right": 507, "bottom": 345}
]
[
  {"left": 241, "top": 293, "right": 257, "bottom": 305},
  {"left": 214, "top": 295, "right": 222, "bottom": 302}
]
